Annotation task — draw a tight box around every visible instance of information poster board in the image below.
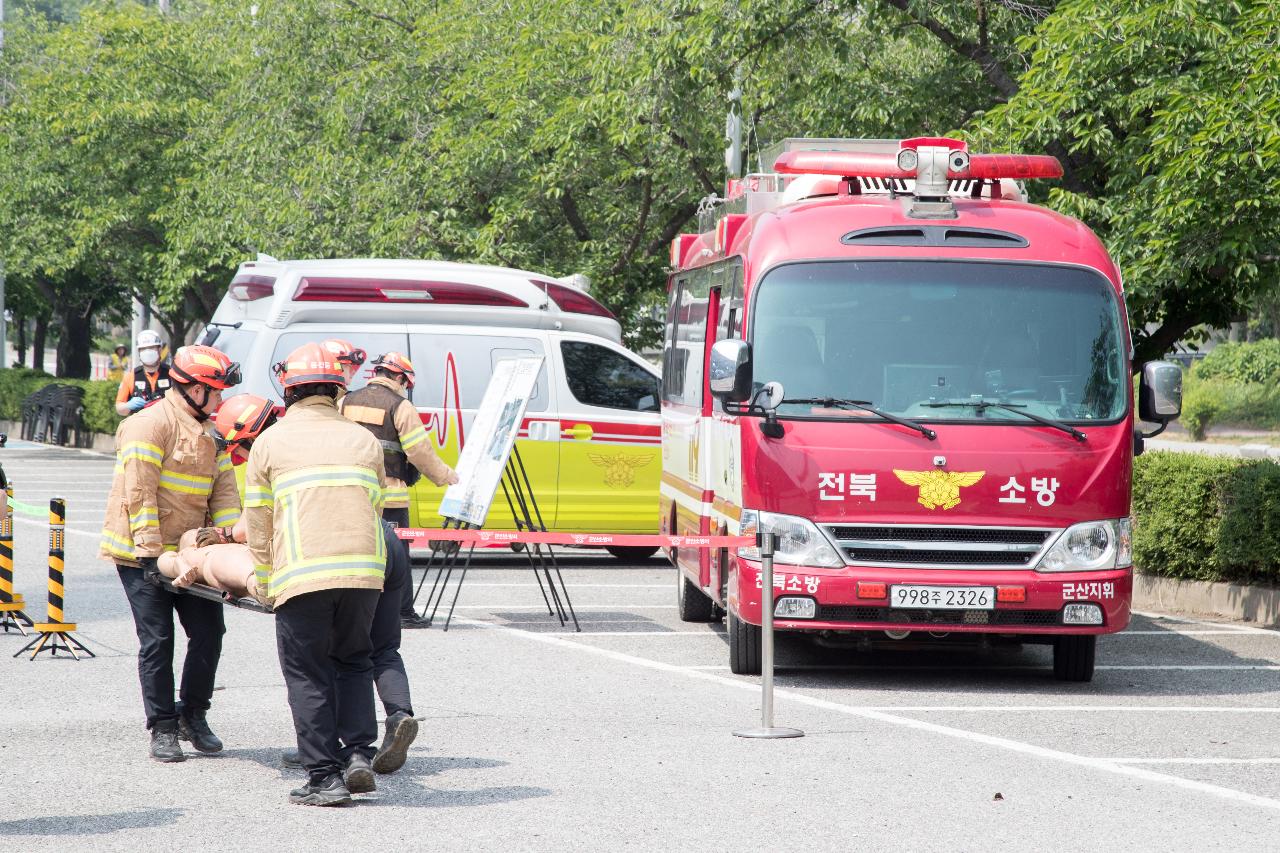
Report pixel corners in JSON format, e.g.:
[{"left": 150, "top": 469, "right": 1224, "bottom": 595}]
[{"left": 438, "top": 356, "right": 544, "bottom": 526}]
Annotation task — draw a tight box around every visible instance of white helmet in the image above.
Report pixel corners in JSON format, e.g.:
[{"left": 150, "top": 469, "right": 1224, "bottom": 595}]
[{"left": 137, "top": 330, "right": 164, "bottom": 350}]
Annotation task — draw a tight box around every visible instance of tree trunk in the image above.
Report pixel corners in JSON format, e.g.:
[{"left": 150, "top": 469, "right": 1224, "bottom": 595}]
[
  {"left": 14, "top": 314, "right": 26, "bottom": 367},
  {"left": 56, "top": 306, "right": 93, "bottom": 379},
  {"left": 31, "top": 316, "right": 47, "bottom": 372}
]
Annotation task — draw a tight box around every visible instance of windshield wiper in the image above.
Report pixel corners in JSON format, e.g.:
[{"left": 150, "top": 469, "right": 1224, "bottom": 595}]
[
  {"left": 922, "top": 399, "right": 1087, "bottom": 442},
  {"left": 782, "top": 397, "right": 937, "bottom": 441}
]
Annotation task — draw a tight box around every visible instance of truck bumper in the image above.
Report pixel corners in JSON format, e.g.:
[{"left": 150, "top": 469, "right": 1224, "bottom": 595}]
[{"left": 730, "top": 556, "right": 1131, "bottom": 635}]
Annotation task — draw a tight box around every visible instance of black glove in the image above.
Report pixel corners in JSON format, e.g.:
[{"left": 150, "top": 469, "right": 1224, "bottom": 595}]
[{"left": 138, "top": 557, "right": 163, "bottom": 587}]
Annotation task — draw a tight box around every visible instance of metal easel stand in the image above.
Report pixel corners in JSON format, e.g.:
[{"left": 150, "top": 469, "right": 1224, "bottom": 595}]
[
  {"left": 415, "top": 445, "right": 579, "bottom": 632},
  {"left": 733, "top": 533, "right": 803, "bottom": 739}
]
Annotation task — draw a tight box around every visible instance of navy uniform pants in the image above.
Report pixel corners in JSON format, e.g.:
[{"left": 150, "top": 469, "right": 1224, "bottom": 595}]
[
  {"left": 373, "top": 521, "right": 413, "bottom": 717},
  {"left": 117, "top": 565, "right": 225, "bottom": 729},
  {"left": 275, "top": 587, "right": 379, "bottom": 777}
]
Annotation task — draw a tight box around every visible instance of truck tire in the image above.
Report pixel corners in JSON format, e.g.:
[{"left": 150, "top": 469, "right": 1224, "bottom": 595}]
[
  {"left": 607, "top": 546, "right": 659, "bottom": 561},
  {"left": 677, "top": 572, "right": 716, "bottom": 622},
  {"left": 728, "top": 608, "right": 762, "bottom": 675},
  {"left": 1053, "top": 635, "right": 1096, "bottom": 682}
]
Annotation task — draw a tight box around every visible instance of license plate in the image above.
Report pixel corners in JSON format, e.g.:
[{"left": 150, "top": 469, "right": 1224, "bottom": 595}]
[{"left": 890, "top": 585, "right": 995, "bottom": 610}]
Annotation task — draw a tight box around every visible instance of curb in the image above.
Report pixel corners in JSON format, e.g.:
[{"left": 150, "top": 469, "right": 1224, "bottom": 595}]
[{"left": 1134, "top": 572, "right": 1280, "bottom": 628}]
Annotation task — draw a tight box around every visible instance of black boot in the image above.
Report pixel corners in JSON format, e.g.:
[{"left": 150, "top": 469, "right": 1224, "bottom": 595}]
[
  {"left": 345, "top": 752, "right": 376, "bottom": 794},
  {"left": 290, "top": 772, "right": 352, "bottom": 806},
  {"left": 178, "top": 711, "right": 224, "bottom": 754},
  {"left": 400, "top": 613, "right": 431, "bottom": 629},
  {"left": 150, "top": 720, "right": 185, "bottom": 763},
  {"left": 372, "top": 712, "right": 418, "bottom": 774},
  {"left": 281, "top": 748, "right": 303, "bottom": 769}
]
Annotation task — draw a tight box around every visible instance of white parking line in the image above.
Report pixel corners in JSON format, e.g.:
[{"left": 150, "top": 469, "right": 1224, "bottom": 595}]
[
  {"left": 1110, "top": 758, "right": 1280, "bottom": 765},
  {"left": 1117, "top": 630, "right": 1278, "bottom": 636},
  {"left": 805, "top": 706, "right": 1280, "bottom": 713},
  {"left": 559, "top": 630, "right": 723, "bottom": 637},
  {"left": 461, "top": 583, "right": 668, "bottom": 588},
  {"left": 693, "top": 663, "right": 1280, "bottom": 673},
  {"left": 455, "top": 615, "right": 1280, "bottom": 811},
  {"left": 454, "top": 604, "right": 677, "bottom": 610},
  {"left": 11, "top": 515, "right": 99, "bottom": 539}
]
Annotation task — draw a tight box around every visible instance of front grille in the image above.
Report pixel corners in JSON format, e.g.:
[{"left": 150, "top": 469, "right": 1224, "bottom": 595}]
[
  {"left": 824, "top": 524, "right": 1059, "bottom": 568},
  {"left": 815, "top": 605, "right": 1062, "bottom": 627}
]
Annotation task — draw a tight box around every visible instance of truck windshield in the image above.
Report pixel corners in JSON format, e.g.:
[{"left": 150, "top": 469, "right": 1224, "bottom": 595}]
[{"left": 751, "top": 260, "right": 1127, "bottom": 424}]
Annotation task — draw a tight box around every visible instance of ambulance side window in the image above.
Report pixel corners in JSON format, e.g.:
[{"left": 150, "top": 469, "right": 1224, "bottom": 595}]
[
  {"left": 561, "top": 341, "right": 659, "bottom": 412},
  {"left": 408, "top": 334, "right": 548, "bottom": 412}
]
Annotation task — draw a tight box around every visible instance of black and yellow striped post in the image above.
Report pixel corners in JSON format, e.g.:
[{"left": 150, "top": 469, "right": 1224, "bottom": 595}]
[
  {"left": 15, "top": 498, "right": 94, "bottom": 660},
  {"left": 0, "top": 484, "right": 35, "bottom": 634}
]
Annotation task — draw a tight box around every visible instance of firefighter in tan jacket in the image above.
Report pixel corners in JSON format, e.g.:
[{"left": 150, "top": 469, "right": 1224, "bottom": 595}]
[
  {"left": 99, "top": 345, "right": 242, "bottom": 763},
  {"left": 245, "top": 342, "right": 387, "bottom": 807},
  {"left": 338, "top": 350, "right": 457, "bottom": 628}
]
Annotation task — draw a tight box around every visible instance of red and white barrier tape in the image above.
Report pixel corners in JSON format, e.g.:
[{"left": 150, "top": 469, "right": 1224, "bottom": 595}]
[{"left": 396, "top": 527, "right": 753, "bottom": 549}]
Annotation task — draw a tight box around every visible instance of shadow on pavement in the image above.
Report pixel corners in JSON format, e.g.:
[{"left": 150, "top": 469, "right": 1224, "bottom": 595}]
[{"left": 0, "top": 808, "right": 184, "bottom": 835}]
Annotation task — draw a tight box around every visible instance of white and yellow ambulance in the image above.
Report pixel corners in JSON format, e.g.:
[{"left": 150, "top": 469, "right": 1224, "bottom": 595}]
[{"left": 200, "top": 257, "right": 662, "bottom": 558}]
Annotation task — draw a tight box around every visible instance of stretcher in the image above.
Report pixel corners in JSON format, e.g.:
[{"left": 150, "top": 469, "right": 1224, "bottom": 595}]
[{"left": 150, "top": 571, "right": 274, "bottom": 614}]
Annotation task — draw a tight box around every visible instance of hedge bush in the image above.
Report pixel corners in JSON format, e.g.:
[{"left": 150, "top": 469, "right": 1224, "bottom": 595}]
[
  {"left": 1133, "top": 451, "right": 1280, "bottom": 584},
  {"left": 0, "top": 368, "right": 122, "bottom": 437},
  {"left": 1177, "top": 368, "right": 1280, "bottom": 440},
  {"left": 1195, "top": 339, "right": 1280, "bottom": 385}
]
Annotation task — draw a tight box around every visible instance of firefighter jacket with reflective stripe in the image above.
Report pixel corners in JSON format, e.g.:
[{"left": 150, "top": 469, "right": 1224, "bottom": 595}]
[
  {"left": 99, "top": 391, "right": 240, "bottom": 565},
  {"left": 244, "top": 395, "right": 387, "bottom": 607},
  {"left": 340, "top": 377, "right": 454, "bottom": 508}
]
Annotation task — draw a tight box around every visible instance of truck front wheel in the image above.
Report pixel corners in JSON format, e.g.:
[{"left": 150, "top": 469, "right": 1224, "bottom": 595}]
[
  {"left": 1053, "top": 635, "right": 1096, "bottom": 682},
  {"left": 677, "top": 572, "right": 716, "bottom": 622},
  {"left": 728, "top": 608, "right": 762, "bottom": 675}
]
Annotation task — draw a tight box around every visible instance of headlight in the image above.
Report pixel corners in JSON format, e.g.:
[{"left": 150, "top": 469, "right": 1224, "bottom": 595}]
[
  {"left": 737, "top": 510, "right": 843, "bottom": 568},
  {"left": 1036, "top": 518, "right": 1132, "bottom": 572}
]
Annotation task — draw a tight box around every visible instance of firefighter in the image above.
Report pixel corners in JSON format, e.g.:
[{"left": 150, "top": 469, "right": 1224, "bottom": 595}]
[
  {"left": 339, "top": 350, "right": 458, "bottom": 629},
  {"left": 245, "top": 342, "right": 387, "bottom": 806},
  {"left": 319, "top": 340, "right": 420, "bottom": 772},
  {"left": 99, "top": 344, "right": 242, "bottom": 763},
  {"left": 115, "top": 330, "right": 172, "bottom": 416}
]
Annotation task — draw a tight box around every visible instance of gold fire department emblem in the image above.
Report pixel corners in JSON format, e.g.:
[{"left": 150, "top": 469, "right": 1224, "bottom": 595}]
[
  {"left": 589, "top": 453, "right": 655, "bottom": 488},
  {"left": 894, "top": 469, "right": 985, "bottom": 510}
]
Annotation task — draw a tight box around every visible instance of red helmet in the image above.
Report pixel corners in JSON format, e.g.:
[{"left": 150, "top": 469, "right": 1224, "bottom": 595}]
[
  {"left": 170, "top": 345, "right": 241, "bottom": 390},
  {"left": 372, "top": 351, "right": 416, "bottom": 389},
  {"left": 273, "top": 342, "right": 347, "bottom": 389},
  {"left": 321, "top": 338, "right": 367, "bottom": 367},
  {"left": 214, "top": 394, "right": 277, "bottom": 448}
]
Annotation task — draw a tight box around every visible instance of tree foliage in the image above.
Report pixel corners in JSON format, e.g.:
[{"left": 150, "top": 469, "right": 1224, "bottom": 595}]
[{"left": 1, "top": 0, "right": 1277, "bottom": 359}]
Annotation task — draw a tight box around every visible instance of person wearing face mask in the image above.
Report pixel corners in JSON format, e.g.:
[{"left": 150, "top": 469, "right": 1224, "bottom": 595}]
[
  {"left": 99, "top": 345, "right": 243, "bottom": 763},
  {"left": 116, "top": 330, "right": 173, "bottom": 416}
]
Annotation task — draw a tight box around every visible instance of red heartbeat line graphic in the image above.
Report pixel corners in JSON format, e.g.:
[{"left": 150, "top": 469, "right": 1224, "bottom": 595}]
[{"left": 418, "top": 351, "right": 467, "bottom": 448}]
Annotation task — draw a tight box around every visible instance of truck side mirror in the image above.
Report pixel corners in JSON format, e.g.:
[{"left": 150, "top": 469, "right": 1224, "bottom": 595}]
[
  {"left": 709, "top": 339, "right": 752, "bottom": 403},
  {"left": 1139, "top": 360, "right": 1182, "bottom": 422}
]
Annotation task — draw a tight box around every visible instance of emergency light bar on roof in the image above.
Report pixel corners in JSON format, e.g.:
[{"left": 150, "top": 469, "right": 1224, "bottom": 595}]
[{"left": 292, "top": 277, "right": 529, "bottom": 307}]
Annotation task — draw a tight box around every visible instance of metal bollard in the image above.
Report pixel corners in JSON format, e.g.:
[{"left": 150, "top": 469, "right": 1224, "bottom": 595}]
[
  {"left": 734, "top": 532, "right": 803, "bottom": 739},
  {"left": 0, "top": 484, "right": 35, "bottom": 634},
  {"left": 15, "top": 498, "right": 94, "bottom": 659}
]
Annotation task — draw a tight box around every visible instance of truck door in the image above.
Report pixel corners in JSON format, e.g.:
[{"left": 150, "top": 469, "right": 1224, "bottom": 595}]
[
  {"left": 407, "top": 330, "right": 556, "bottom": 530},
  {"left": 553, "top": 336, "right": 662, "bottom": 533}
]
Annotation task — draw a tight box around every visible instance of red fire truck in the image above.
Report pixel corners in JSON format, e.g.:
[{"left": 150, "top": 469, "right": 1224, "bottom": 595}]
[{"left": 661, "top": 137, "right": 1182, "bottom": 681}]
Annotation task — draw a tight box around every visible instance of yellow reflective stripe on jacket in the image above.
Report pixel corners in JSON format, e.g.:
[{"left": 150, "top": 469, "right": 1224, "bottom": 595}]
[
  {"left": 119, "top": 442, "right": 164, "bottom": 467},
  {"left": 244, "top": 486, "right": 273, "bottom": 508},
  {"left": 254, "top": 563, "right": 272, "bottom": 588},
  {"left": 280, "top": 494, "right": 304, "bottom": 565},
  {"left": 382, "top": 487, "right": 410, "bottom": 505},
  {"left": 273, "top": 465, "right": 382, "bottom": 501},
  {"left": 211, "top": 507, "right": 240, "bottom": 526},
  {"left": 100, "top": 529, "right": 136, "bottom": 559},
  {"left": 268, "top": 556, "right": 385, "bottom": 594},
  {"left": 216, "top": 453, "right": 234, "bottom": 474},
  {"left": 399, "top": 424, "right": 429, "bottom": 452},
  {"left": 129, "top": 507, "right": 159, "bottom": 528},
  {"left": 159, "top": 468, "right": 214, "bottom": 496}
]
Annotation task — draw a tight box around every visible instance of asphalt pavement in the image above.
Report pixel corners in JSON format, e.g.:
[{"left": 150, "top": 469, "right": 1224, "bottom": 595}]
[{"left": 2, "top": 440, "right": 1279, "bottom": 851}]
